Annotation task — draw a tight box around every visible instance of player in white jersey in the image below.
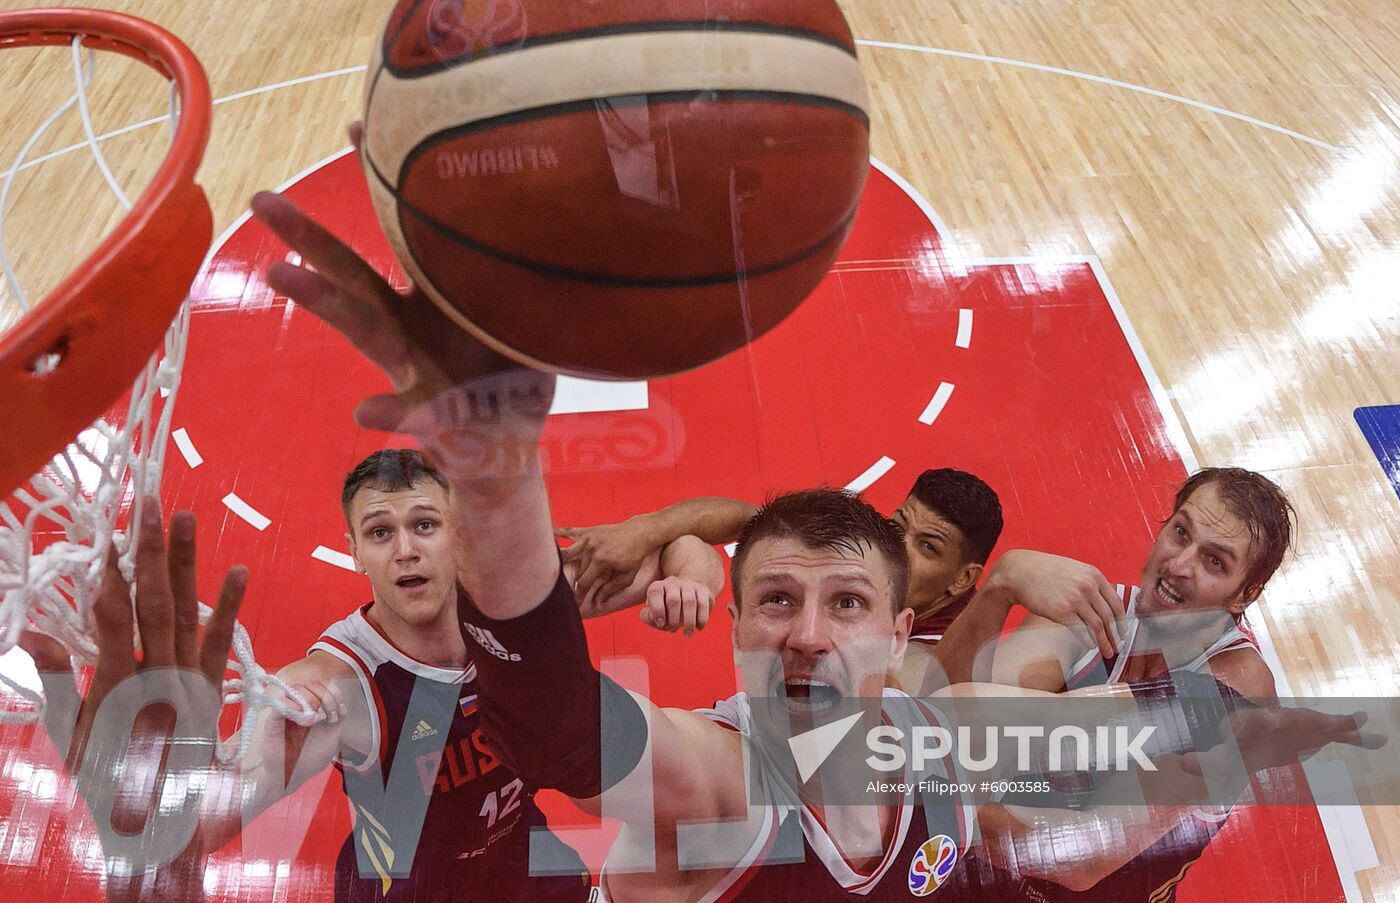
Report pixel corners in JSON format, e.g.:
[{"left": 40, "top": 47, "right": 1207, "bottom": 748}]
[
  {"left": 969, "top": 467, "right": 1295, "bottom": 896},
  {"left": 1060, "top": 583, "right": 1258, "bottom": 691},
  {"left": 990, "top": 468, "right": 1291, "bottom": 700}
]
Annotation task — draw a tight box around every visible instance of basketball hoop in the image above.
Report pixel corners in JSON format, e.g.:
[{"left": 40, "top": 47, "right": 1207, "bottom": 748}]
[
  {"left": 0, "top": 9, "right": 319, "bottom": 761},
  {"left": 0, "top": 8, "right": 212, "bottom": 498}
]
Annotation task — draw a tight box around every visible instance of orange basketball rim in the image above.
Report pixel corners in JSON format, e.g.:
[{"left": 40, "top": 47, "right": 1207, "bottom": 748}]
[{"left": 0, "top": 7, "right": 212, "bottom": 498}]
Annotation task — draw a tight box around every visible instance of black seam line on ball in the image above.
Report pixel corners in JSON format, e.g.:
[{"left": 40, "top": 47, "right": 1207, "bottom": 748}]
[
  {"left": 381, "top": 20, "right": 859, "bottom": 80},
  {"left": 391, "top": 91, "right": 870, "bottom": 187},
  {"left": 383, "top": 0, "right": 433, "bottom": 59},
  {"left": 361, "top": 91, "right": 867, "bottom": 288},
  {"left": 398, "top": 197, "right": 857, "bottom": 289},
  {"left": 371, "top": 154, "right": 860, "bottom": 291}
]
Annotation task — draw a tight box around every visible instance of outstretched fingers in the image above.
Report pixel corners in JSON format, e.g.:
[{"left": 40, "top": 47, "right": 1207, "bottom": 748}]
[
  {"left": 199, "top": 566, "right": 248, "bottom": 688},
  {"left": 133, "top": 503, "right": 177, "bottom": 668},
  {"left": 167, "top": 511, "right": 200, "bottom": 670},
  {"left": 252, "top": 191, "right": 396, "bottom": 310},
  {"left": 92, "top": 548, "right": 138, "bottom": 690},
  {"left": 252, "top": 192, "right": 416, "bottom": 389}
]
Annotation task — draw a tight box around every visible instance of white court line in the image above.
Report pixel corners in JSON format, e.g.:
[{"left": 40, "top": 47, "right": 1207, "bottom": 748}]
[
  {"left": 918, "top": 382, "right": 956, "bottom": 426},
  {"left": 882, "top": 134, "right": 1372, "bottom": 896},
  {"left": 869, "top": 156, "right": 953, "bottom": 239},
  {"left": 856, "top": 40, "right": 1344, "bottom": 153},
  {"left": 1083, "top": 250, "right": 1375, "bottom": 902},
  {"left": 0, "top": 66, "right": 369, "bottom": 181},
  {"left": 846, "top": 456, "right": 896, "bottom": 494},
  {"left": 1084, "top": 256, "right": 1202, "bottom": 475},
  {"left": 222, "top": 493, "right": 271, "bottom": 531},
  {"left": 956, "top": 309, "right": 973, "bottom": 348},
  {"left": 3, "top": 41, "right": 1345, "bottom": 185},
  {"left": 172, "top": 428, "right": 203, "bottom": 468},
  {"left": 311, "top": 546, "right": 357, "bottom": 572}
]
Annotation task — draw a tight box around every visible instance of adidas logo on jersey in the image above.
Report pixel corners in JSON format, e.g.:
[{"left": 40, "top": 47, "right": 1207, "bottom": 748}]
[
  {"left": 410, "top": 719, "right": 439, "bottom": 742},
  {"left": 463, "top": 623, "right": 522, "bottom": 661}
]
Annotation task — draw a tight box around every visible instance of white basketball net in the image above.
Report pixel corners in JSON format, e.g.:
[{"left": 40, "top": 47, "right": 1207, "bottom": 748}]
[{"left": 0, "top": 37, "right": 320, "bottom": 763}]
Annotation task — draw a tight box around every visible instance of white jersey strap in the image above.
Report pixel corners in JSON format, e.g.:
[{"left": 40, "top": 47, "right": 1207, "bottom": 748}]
[
  {"left": 682, "top": 689, "right": 973, "bottom": 898},
  {"left": 1066, "top": 584, "right": 1261, "bottom": 686}
]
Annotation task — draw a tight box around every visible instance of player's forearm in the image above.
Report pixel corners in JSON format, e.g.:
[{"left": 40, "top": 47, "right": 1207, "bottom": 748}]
[
  {"left": 193, "top": 748, "right": 293, "bottom": 852},
  {"left": 984, "top": 802, "right": 1181, "bottom": 892},
  {"left": 446, "top": 467, "right": 560, "bottom": 620},
  {"left": 460, "top": 572, "right": 648, "bottom": 800},
  {"left": 195, "top": 761, "right": 290, "bottom": 853},
  {"left": 196, "top": 772, "right": 245, "bottom": 854},
  {"left": 643, "top": 496, "right": 757, "bottom": 547},
  {"left": 927, "top": 583, "right": 1014, "bottom": 686},
  {"left": 659, "top": 534, "right": 725, "bottom": 594},
  {"left": 197, "top": 705, "right": 348, "bottom": 853},
  {"left": 414, "top": 365, "right": 561, "bottom": 620}
]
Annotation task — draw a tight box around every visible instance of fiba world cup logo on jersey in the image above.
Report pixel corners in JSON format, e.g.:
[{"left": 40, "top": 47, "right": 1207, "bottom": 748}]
[
  {"left": 907, "top": 834, "right": 959, "bottom": 897},
  {"left": 427, "top": 0, "right": 525, "bottom": 59}
]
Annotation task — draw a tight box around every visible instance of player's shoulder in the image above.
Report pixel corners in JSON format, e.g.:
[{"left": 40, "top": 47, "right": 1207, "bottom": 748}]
[
  {"left": 673, "top": 696, "right": 749, "bottom": 778},
  {"left": 690, "top": 691, "right": 749, "bottom": 732},
  {"left": 667, "top": 703, "right": 746, "bottom": 747},
  {"left": 1208, "top": 647, "right": 1277, "bottom": 701},
  {"left": 278, "top": 649, "right": 357, "bottom": 684}
]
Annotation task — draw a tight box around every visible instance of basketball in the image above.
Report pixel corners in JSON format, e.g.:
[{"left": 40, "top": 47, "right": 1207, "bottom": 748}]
[{"left": 360, "top": 0, "right": 870, "bottom": 380}]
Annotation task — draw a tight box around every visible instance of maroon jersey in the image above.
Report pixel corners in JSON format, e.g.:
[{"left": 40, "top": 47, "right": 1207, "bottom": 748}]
[
  {"left": 311, "top": 605, "right": 591, "bottom": 902},
  {"left": 908, "top": 589, "right": 974, "bottom": 647}
]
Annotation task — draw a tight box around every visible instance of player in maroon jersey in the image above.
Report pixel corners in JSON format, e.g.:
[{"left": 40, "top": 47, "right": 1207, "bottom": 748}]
[
  {"left": 22, "top": 446, "right": 722, "bottom": 903},
  {"left": 557, "top": 468, "right": 1006, "bottom": 650},
  {"left": 273, "top": 449, "right": 720, "bottom": 902}
]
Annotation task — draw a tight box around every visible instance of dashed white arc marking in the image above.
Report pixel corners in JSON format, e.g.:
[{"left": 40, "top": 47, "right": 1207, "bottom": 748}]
[
  {"left": 956, "top": 309, "right": 973, "bottom": 348},
  {"left": 222, "top": 493, "right": 271, "bottom": 531},
  {"left": 312, "top": 546, "right": 357, "bottom": 572},
  {"left": 172, "top": 428, "right": 203, "bottom": 468},
  {"left": 918, "top": 383, "right": 956, "bottom": 426},
  {"left": 845, "top": 456, "right": 897, "bottom": 494}
]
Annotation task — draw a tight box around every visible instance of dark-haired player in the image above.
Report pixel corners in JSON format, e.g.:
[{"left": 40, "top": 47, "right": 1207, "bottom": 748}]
[
  {"left": 896, "top": 468, "right": 1005, "bottom": 646},
  {"left": 191, "top": 448, "right": 721, "bottom": 902},
  {"left": 556, "top": 467, "right": 1006, "bottom": 648}
]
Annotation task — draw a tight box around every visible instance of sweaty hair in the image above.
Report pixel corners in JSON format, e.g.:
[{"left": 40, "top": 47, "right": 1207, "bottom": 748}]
[
  {"left": 1171, "top": 467, "right": 1294, "bottom": 600},
  {"left": 731, "top": 489, "right": 910, "bottom": 613},
  {"left": 341, "top": 449, "right": 449, "bottom": 524},
  {"left": 907, "top": 468, "right": 1004, "bottom": 564}
]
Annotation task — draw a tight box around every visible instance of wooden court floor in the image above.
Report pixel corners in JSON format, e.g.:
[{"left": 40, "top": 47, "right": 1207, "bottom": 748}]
[{"left": 0, "top": 0, "right": 1397, "bottom": 899}]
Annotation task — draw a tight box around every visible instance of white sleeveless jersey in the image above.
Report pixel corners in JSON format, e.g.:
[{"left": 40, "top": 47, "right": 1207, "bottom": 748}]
[
  {"left": 602, "top": 688, "right": 977, "bottom": 901},
  {"left": 309, "top": 604, "right": 474, "bottom": 772},
  {"left": 1065, "top": 584, "right": 1261, "bottom": 688}
]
